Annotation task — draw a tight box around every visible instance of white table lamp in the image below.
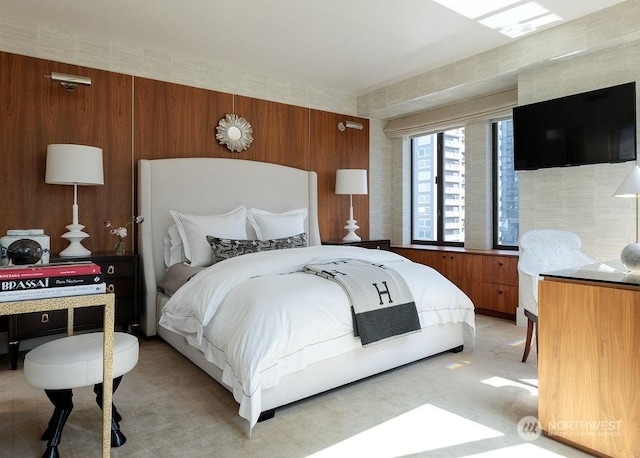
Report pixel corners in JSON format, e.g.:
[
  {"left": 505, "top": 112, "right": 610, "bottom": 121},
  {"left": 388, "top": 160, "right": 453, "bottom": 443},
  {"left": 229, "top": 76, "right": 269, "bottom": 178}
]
[
  {"left": 46, "top": 144, "right": 104, "bottom": 257},
  {"left": 614, "top": 164, "right": 640, "bottom": 270},
  {"left": 335, "top": 169, "right": 368, "bottom": 242}
]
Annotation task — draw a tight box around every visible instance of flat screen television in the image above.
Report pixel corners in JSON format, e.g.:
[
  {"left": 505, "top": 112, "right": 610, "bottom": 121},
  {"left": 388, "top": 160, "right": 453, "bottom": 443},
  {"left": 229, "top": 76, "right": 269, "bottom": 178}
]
[{"left": 513, "top": 82, "right": 637, "bottom": 171}]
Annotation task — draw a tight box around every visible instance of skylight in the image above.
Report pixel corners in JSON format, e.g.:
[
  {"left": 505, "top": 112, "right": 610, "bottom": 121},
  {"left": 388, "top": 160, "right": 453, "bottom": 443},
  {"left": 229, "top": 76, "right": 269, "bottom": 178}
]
[
  {"left": 479, "top": 2, "right": 549, "bottom": 29},
  {"left": 432, "top": 0, "right": 521, "bottom": 19},
  {"left": 433, "top": 0, "right": 563, "bottom": 38}
]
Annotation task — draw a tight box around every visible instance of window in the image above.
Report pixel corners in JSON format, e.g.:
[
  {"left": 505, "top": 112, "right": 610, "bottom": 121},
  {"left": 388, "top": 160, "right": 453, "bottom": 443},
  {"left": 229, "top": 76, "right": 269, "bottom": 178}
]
[
  {"left": 492, "top": 119, "right": 519, "bottom": 249},
  {"left": 411, "top": 128, "right": 465, "bottom": 245}
]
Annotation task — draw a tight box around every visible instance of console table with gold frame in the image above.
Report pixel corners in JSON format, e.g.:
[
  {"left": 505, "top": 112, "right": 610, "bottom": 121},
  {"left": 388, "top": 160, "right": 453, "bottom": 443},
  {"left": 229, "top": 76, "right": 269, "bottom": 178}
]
[{"left": 0, "top": 293, "right": 116, "bottom": 458}]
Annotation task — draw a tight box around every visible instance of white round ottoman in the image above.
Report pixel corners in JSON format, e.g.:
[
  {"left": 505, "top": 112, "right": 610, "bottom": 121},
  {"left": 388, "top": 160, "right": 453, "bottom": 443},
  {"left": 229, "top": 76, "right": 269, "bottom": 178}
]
[{"left": 24, "top": 332, "right": 139, "bottom": 458}]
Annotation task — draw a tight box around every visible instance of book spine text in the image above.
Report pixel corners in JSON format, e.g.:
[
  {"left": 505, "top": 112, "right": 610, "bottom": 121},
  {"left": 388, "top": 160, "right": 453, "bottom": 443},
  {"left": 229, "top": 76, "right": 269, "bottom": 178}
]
[
  {"left": 0, "top": 283, "right": 107, "bottom": 301},
  {"left": 0, "top": 264, "right": 101, "bottom": 280},
  {"left": 0, "top": 274, "right": 104, "bottom": 291}
]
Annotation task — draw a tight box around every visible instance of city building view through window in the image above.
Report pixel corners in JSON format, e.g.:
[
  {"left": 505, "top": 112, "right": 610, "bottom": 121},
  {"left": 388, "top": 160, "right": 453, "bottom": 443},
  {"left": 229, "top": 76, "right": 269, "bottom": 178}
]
[
  {"left": 412, "top": 121, "right": 519, "bottom": 248},
  {"left": 412, "top": 128, "right": 466, "bottom": 244},
  {"left": 494, "top": 119, "right": 519, "bottom": 248}
]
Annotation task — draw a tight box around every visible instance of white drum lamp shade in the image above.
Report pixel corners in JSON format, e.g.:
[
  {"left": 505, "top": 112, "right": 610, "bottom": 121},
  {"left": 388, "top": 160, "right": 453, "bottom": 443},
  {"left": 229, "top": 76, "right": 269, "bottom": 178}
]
[
  {"left": 335, "top": 169, "right": 368, "bottom": 242},
  {"left": 614, "top": 165, "right": 640, "bottom": 271},
  {"left": 46, "top": 144, "right": 104, "bottom": 185},
  {"left": 46, "top": 144, "right": 104, "bottom": 257}
]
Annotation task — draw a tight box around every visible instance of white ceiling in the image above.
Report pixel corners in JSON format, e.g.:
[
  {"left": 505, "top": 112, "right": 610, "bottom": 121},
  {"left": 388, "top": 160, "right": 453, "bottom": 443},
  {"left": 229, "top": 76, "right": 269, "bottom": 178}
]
[{"left": 0, "top": 0, "right": 626, "bottom": 97}]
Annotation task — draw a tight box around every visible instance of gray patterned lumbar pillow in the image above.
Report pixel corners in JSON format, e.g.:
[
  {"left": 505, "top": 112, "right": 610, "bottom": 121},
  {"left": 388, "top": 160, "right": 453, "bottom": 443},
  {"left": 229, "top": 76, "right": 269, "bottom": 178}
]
[{"left": 207, "top": 232, "right": 307, "bottom": 264}]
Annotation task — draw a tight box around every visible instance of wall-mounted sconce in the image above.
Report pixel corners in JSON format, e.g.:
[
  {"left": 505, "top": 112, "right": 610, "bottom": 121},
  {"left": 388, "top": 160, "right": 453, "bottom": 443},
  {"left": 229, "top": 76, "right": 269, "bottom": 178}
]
[
  {"left": 45, "top": 72, "right": 92, "bottom": 91},
  {"left": 337, "top": 120, "right": 363, "bottom": 131}
]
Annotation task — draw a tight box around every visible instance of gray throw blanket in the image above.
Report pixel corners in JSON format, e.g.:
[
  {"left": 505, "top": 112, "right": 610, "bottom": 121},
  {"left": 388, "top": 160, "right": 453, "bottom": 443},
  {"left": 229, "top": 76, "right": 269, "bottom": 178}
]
[{"left": 304, "top": 259, "right": 420, "bottom": 346}]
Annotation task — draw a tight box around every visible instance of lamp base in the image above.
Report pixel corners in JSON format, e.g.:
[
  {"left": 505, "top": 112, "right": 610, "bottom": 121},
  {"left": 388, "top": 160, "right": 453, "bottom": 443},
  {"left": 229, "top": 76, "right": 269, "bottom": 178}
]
[
  {"left": 621, "top": 242, "right": 640, "bottom": 271},
  {"left": 59, "top": 223, "right": 91, "bottom": 257},
  {"left": 343, "top": 219, "right": 361, "bottom": 242}
]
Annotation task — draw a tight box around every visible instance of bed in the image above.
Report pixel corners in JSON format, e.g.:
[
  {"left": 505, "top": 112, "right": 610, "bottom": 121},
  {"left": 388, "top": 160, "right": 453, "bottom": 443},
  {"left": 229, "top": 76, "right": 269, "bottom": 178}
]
[{"left": 137, "top": 157, "right": 475, "bottom": 434}]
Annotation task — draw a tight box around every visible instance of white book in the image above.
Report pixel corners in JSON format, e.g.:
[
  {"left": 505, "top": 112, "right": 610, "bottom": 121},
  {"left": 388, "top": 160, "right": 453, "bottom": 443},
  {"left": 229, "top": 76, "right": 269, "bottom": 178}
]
[{"left": 0, "top": 283, "right": 106, "bottom": 302}]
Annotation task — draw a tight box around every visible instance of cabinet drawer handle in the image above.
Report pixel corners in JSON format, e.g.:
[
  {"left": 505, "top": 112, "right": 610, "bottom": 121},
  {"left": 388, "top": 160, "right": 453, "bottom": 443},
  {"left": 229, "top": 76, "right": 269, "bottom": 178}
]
[
  {"left": 107, "top": 265, "right": 115, "bottom": 275},
  {"left": 498, "top": 262, "right": 503, "bottom": 267},
  {"left": 41, "top": 313, "right": 49, "bottom": 323},
  {"left": 106, "top": 283, "right": 115, "bottom": 293}
]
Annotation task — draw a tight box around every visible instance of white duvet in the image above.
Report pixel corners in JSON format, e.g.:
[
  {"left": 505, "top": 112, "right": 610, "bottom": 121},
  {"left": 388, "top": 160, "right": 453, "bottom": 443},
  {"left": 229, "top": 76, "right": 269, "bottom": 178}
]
[{"left": 159, "top": 245, "right": 475, "bottom": 429}]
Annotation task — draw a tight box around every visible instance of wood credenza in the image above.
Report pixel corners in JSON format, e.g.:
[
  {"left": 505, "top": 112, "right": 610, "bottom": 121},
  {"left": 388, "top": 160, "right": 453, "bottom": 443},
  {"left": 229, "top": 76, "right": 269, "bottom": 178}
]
[
  {"left": 538, "top": 272, "right": 640, "bottom": 457},
  {"left": 392, "top": 246, "right": 518, "bottom": 321}
]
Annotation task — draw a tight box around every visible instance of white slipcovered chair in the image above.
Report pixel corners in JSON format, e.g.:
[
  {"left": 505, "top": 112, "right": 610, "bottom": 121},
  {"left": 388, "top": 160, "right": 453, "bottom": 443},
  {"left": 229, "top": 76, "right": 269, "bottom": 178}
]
[{"left": 518, "top": 229, "right": 596, "bottom": 362}]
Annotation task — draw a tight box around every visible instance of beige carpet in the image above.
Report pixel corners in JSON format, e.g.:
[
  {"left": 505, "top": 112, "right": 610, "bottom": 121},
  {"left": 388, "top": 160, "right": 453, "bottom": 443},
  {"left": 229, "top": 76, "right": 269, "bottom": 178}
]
[{"left": 0, "top": 315, "right": 592, "bottom": 457}]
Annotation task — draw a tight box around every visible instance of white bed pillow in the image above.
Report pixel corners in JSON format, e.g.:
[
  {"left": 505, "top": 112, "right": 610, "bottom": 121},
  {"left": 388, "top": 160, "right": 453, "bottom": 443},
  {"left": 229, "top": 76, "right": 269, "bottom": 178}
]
[
  {"left": 163, "top": 224, "right": 184, "bottom": 267},
  {"left": 247, "top": 208, "right": 308, "bottom": 241},
  {"left": 170, "top": 207, "right": 248, "bottom": 267}
]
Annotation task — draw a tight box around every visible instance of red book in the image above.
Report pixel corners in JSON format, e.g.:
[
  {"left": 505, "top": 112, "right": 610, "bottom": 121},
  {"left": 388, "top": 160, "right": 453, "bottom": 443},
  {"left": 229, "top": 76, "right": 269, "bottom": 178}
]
[
  {"left": 0, "top": 262, "right": 101, "bottom": 280},
  {"left": 0, "top": 274, "right": 105, "bottom": 291}
]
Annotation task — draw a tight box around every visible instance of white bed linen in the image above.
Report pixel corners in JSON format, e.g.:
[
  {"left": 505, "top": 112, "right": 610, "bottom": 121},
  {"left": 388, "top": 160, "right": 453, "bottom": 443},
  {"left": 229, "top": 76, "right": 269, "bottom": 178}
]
[{"left": 159, "top": 245, "right": 475, "bottom": 429}]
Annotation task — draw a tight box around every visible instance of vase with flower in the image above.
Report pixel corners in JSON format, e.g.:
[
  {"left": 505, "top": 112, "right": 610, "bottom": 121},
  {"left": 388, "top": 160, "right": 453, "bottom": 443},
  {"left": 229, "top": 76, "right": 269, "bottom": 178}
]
[{"left": 104, "top": 215, "right": 144, "bottom": 255}]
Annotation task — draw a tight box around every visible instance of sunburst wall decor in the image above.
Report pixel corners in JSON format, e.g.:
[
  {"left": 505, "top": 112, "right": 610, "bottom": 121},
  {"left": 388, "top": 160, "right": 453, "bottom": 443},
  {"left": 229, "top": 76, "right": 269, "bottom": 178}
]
[{"left": 216, "top": 113, "right": 254, "bottom": 153}]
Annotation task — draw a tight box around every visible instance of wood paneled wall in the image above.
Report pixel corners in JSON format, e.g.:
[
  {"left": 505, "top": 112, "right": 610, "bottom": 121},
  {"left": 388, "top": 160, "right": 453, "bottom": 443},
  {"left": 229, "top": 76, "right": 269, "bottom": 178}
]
[
  {"left": 234, "top": 96, "right": 311, "bottom": 170},
  {"left": 134, "top": 78, "right": 232, "bottom": 159},
  {"left": 0, "top": 52, "right": 132, "bottom": 255},
  {"left": 0, "top": 51, "right": 369, "bottom": 256},
  {"left": 311, "top": 110, "right": 370, "bottom": 240}
]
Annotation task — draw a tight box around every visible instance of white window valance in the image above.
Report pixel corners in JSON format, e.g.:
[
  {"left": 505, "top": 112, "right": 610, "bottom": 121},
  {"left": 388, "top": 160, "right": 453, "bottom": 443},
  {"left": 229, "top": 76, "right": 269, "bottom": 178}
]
[{"left": 383, "top": 88, "right": 518, "bottom": 138}]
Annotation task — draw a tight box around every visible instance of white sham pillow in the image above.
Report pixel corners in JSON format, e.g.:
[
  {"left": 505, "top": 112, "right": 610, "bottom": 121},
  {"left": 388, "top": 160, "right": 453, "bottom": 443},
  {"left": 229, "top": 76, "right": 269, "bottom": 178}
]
[
  {"left": 163, "top": 224, "right": 184, "bottom": 267},
  {"left": 170, "top": 207, "right": 248, "bottom": 267},
  {"left": 247, "top": 208, "right": 308, "bottom": 241}
]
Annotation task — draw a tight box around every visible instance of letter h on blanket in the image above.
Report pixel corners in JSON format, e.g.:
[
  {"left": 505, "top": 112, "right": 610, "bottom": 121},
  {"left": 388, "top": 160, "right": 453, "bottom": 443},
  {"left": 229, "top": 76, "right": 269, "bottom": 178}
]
[
  {"left": 304, "top": 260, "right": 421, "bottom": 345},
  {"left": 372, "top": 281, "right": 392, "bottom": 305}
]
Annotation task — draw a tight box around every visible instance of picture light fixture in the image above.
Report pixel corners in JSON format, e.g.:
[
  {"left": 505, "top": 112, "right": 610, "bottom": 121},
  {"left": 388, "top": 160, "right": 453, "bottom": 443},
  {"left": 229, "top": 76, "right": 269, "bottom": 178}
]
[{"left": 45, "top": 72, "right": 92, "bottom": 91}]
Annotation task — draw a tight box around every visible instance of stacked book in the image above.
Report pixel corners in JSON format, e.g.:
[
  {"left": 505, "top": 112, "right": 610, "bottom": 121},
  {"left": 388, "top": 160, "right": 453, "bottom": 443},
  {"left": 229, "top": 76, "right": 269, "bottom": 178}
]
[{"left": 0, "top": 261, "right": 105, "bottom": 302}]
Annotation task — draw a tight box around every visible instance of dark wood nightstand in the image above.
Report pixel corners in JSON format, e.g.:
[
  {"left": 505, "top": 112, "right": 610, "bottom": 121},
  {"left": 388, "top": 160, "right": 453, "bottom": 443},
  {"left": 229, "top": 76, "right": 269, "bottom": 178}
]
[
  {"left": 322, "top": 239, "right": 392, "bottom": 251},
  {"left": 6, "top": 252, "right": 140, "bottom": 369}
]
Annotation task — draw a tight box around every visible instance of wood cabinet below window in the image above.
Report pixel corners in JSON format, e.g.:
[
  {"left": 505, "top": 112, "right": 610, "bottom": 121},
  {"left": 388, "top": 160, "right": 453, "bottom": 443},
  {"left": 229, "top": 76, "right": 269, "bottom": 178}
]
[
  {"left": 480, "top": 255, "right": 518, "bottom": 318},
  {"left": 392, "top": 246, "right": 518, "bottom": 321}
]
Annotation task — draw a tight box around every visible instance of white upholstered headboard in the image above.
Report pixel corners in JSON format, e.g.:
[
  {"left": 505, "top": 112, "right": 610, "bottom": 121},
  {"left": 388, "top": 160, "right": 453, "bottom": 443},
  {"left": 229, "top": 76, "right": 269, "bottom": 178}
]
[{"left": 137, "top": 158, "right": 320, "bottom": 336}]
